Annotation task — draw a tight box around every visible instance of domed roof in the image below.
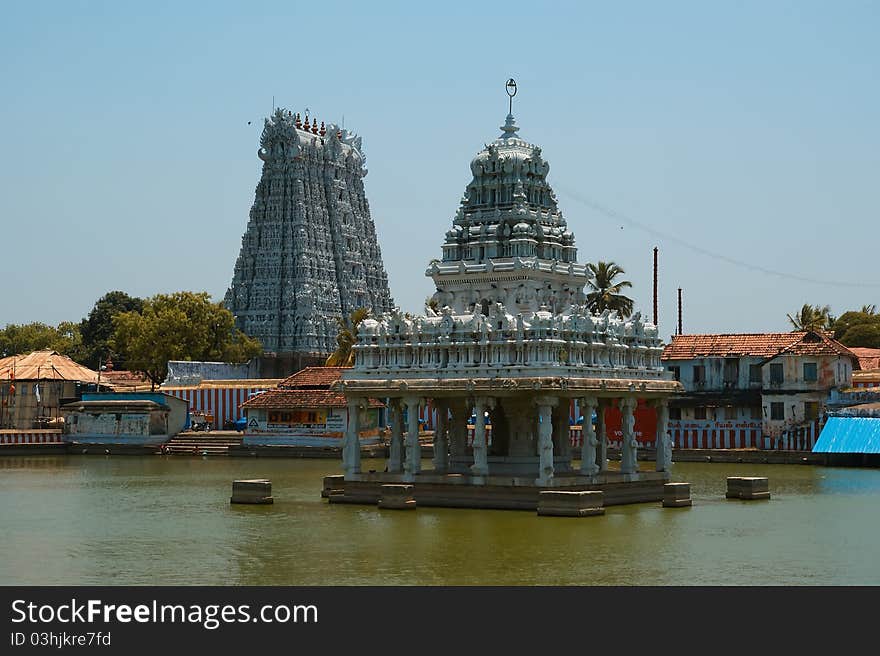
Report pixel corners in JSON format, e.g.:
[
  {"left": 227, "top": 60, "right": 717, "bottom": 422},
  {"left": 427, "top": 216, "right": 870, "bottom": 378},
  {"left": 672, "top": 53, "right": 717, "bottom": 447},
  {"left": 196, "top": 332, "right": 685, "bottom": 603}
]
[{"left": 469, "top": 114, "right": 550, "bottom": 179}]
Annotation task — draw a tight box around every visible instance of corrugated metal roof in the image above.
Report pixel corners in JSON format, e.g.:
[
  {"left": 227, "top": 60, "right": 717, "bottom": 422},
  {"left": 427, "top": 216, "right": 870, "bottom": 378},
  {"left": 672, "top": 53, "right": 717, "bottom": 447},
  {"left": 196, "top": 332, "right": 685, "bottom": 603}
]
[{"left": 812, "top": 417, "right": 880, "bottom": 454}]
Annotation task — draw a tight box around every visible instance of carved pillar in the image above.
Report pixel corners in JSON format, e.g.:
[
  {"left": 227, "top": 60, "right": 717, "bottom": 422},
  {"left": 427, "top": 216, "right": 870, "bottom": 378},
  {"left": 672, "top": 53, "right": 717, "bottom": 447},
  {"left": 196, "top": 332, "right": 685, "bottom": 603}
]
[
  {"left": 387, "top": 398, "right": 404, "bottom": 474},
  {"left": 470, "top": 396, "right": 492, "bottom": 476},
  {"left": 597, "top": 399, "right": 609, "bottom": 472},
  {"left": 579, "top": 395, "right": 599, "bottom": 476},
  {"left": 342, "top": 398, "right": 362, "bottom": 478},
  {"left": 535, "top": 396, "right": 558, "bottom": 486},
  {"left": 653, "top": 399, "right": 671, "bottom": 472},
  {"left": 620, "top": 397, "right": 638, "bottom": 474},
  {"left": 432, "top": 399, "right": 449, "bottom": 473},
  {"left": 403, "top": 396, "right": 422, "bottom": 482}
]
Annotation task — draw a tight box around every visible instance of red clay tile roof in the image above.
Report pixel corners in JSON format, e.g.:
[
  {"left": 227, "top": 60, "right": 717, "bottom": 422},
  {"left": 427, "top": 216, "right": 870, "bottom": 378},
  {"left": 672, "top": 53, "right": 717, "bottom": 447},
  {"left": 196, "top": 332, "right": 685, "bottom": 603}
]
[
  {"left": 848, "top": 347, "right": 880, "bottom": 371},
  {"left": 662, "top": 332, "right": 859, "bottom": 363},
  {"left": 278, "top": 366, "right": 351, "bottom": 389},
  {"left": 240, "top": 388, "right": 383, "bottom": 410}
]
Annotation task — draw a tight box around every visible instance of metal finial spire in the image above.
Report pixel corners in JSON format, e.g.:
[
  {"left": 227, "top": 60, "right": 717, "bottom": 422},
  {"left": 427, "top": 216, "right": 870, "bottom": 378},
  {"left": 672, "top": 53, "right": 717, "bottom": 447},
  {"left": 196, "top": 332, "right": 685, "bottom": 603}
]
[{"left": 505, "top": 78, "right": 517, "bottom": 114}]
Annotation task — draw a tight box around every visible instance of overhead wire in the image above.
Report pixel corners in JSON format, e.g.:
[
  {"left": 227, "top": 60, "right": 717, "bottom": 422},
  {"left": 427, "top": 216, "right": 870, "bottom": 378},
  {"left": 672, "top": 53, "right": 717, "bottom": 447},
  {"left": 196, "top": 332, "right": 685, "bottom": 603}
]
[{"left": 555, "top": 184, "right": 880, "bottom": 289}]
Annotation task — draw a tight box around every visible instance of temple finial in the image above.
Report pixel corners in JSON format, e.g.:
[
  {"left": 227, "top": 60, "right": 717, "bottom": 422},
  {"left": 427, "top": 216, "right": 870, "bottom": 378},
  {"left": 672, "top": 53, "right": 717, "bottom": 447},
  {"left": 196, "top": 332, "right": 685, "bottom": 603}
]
[{"left": 505, "top": 78, "right": 517, "bottom": 114}]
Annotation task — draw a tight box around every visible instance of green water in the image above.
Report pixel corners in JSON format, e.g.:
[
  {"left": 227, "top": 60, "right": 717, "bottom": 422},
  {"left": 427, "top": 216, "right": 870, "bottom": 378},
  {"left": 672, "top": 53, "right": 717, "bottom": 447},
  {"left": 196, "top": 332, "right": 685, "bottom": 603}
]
[{"left": 1, "top": 455, "right": 878, "bottom": 585}]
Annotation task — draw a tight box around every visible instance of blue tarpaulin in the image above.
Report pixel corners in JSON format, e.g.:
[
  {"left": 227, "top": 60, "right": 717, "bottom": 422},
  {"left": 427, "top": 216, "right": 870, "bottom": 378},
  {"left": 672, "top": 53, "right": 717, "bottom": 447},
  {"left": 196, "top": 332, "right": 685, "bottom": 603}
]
[{"left": 812, "top": 416, "right": 880, "bottom": 454}]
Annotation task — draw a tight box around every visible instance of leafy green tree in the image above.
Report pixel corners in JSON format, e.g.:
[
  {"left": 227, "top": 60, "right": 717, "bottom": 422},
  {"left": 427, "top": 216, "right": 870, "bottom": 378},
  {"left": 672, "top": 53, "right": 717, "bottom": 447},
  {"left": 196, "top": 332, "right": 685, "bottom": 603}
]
[
  {"left": 839, "top": 322, "right": 880, "bottom": 349},
  {"left": 786, "top": 304, "right": 832, "bottom": 332},
  {"left": 110, "top": 291, "right": 262, "bottom": 389},
  {"left": 585, "top": 261, "right": 634, "bottom": 317},
  {"left": 78, "top": 291, "right": 144, "bottom": 369},
  {"left": 326, "top": 307, "right": 370, "bottom": 367},
  {"left": 831, "top": 310, "right": 880, "bottom": 341},
  {"left": 0, "top": 322, "right": 82, "bottom": 358}
]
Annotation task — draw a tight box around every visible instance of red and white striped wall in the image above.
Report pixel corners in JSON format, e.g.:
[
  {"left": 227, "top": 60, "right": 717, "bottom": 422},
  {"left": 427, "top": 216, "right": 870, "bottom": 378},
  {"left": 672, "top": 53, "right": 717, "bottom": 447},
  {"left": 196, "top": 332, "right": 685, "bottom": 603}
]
[
  {"left": 668, "top": 422, "right": 762, "bottom": 450},
  {"left": 0, "top": 430, "right": 64, "bottom": 445},
  {"left": 162, "top": 386, "right": 273, "bottom": 430}
]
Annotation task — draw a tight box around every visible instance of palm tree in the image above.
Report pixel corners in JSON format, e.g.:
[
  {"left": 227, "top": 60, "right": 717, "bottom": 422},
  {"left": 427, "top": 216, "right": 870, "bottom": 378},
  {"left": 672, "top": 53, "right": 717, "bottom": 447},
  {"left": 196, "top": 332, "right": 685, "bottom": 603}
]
[
  {"left": 585, "top": 261, "right": 634, "bottom": 317},
  {"left": 326, "top": 307, "right": 371, "bottom": 366},
  {"left": 860, "top": 304, "right": 877, "bottom": 316},
  {"left": 786, "top": 304, "right": 832, "bottom": 332}
]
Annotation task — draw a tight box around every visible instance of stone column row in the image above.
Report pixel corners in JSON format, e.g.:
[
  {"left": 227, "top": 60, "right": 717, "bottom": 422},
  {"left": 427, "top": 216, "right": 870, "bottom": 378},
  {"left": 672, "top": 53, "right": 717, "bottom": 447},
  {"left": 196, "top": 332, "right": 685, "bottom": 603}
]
[{"left": 345, "top": 394, "right": 671, "bottom": 481}]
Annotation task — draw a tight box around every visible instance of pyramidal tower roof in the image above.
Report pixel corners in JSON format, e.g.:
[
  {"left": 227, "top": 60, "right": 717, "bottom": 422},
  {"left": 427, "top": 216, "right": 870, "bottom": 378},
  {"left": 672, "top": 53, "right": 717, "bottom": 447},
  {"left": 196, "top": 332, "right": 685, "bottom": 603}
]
[
  {"left": 224, "top": 107, "right": 394, "bottom": 363},
  {"left": 426, "top": 88, "right": 587, "bottom": 316}
]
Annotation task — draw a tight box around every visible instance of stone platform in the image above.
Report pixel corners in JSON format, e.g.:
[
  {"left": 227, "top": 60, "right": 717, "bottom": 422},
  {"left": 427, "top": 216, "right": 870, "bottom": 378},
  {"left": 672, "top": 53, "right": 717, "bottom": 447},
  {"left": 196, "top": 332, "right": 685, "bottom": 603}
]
[{"left": 325, "top": 470, "right": 670, "bottom": 511}]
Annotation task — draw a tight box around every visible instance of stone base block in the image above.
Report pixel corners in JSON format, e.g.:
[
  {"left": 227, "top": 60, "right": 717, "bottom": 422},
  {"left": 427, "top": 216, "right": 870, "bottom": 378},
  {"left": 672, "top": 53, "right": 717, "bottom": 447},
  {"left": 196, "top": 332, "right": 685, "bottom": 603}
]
[
  {"left": 322, "top": 475, "right": 344, "bottom": 498},
  {"left": 231, "top": 479, "right": 273, "bottom": 504},
  {"left": 662, "top": 482, "right": 692, "bottom": 508},
  {"left": 537, "top": 490, "right": 604, "bottom": 517},
  {"left": 726, "top": 476, "right": 770, "bottom": 500},
  {"left": 378, "top": 484, "right": 416, "bottom": 510}
]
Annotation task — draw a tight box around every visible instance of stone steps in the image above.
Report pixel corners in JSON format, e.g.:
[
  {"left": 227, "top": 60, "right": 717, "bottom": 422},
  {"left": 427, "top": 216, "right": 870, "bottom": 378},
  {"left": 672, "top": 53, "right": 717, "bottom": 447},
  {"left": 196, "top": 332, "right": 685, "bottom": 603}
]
[{"left": 164, "top": 433, "right": 243, "bottom": 456}]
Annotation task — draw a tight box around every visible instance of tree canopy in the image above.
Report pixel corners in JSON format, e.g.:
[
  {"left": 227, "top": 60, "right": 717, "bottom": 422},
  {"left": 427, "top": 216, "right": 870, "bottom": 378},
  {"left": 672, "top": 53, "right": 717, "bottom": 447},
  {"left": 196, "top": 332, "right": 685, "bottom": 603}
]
[
  {"left": 78, "top": 291, "right": 144, "bottom": 369},
  {"left": 0, "top": 321, "right": 82, "bottom": 359},
  {"left": 585, "top": 261, "right": 634, "bottom": 318},
  {"left": 110, "top": 291, "right": 262, "bottom": 388},
  {"left": 831, "top": 309, "right": 880, "bottom": 348},
  {"left": 786, "top": 304, "right": 833, "bottom": 332}
]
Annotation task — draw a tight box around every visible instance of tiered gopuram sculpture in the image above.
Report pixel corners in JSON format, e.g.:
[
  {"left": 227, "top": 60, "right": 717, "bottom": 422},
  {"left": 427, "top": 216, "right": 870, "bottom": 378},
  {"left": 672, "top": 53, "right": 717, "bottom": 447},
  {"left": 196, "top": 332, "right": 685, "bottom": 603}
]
[
  {"left": 225, "top": 108, "right": 394, "bottom": 370},
  {"left": 332, "top": 84, "right": 683, "bottom": 511}
]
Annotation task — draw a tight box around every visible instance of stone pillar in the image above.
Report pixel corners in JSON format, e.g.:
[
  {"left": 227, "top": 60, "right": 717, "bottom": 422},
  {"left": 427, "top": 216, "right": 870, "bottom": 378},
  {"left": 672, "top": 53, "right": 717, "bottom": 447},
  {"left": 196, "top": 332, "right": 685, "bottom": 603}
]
[
  {"left": 596, "top": 399, "right": 609, "bottom": 472},
  {"left": 403, "top": 396, "right": 422, "bottom": 482},
  {"left": 470, "top": 396, "right": 491, "bottom": 476},
  {"left": 579, "top": 396, "right": 599, "bottom": 476},
  {"left": 448, "top": 399, "right": 469, "bottom": 458},
  {"left": 535, "top": 396, "right": 558, "bottom": 486},
  {"left": 653, "top": 399, "right": 671, "bottom": 472},
  {"left": 432, "top": 399, "right": 449, "bottom": 473},
  {"left": 620, "top": 397, "right": 638, "bottom": 474},
  {"left": 342, "top": 398, "right": 362, "bottom": 478},
  {"left": 387, "top": 398, "right": 404, "bottom": 474}
]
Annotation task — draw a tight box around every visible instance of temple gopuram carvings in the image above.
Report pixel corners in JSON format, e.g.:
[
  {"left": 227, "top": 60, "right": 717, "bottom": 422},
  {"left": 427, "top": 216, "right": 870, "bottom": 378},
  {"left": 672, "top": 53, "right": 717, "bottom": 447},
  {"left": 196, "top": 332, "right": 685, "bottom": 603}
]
[{"left": 225, "top": 108, "right": 394, "bottom": 367}]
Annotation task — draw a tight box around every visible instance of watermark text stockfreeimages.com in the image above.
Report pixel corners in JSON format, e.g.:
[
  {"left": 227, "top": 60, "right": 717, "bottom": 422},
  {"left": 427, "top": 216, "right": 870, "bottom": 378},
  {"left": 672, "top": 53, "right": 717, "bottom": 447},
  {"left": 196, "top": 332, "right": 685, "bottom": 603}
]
[{"left": 10, "top": 598, "right": 318, "bottom": 631}]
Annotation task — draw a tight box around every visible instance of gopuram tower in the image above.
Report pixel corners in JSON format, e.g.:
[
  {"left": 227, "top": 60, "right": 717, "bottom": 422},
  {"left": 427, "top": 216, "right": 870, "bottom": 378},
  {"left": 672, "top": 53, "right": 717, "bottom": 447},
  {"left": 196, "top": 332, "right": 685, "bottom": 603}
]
[
  {"left": 225, "top": 108, "right": 394, "bottom": 373},
  {"left": 333, "top": 81, "right": 684, "bottom": 512}
]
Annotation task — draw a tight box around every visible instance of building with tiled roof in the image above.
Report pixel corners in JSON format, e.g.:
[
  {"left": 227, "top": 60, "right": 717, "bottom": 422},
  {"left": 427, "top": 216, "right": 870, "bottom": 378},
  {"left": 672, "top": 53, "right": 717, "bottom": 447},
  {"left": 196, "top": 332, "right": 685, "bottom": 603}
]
[
  {"left": 239, "top": 367, "right": 384, "bottom": 447},
  {"left": 849, "top": 348, "right": 880, "bottom": 389},
  {"left": 661, "top": 331, "right": 859, "bottom": 450},
  {"left": 0, "top": 350, "right": 102, "bottom": 430}
]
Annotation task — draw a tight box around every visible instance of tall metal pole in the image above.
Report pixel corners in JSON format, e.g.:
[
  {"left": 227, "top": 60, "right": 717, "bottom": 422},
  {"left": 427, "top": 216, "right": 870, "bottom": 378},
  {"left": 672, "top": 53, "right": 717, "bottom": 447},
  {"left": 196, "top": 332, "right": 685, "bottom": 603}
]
[
  {"left": 677, "top": 288, "right": 683, "bottom": 336},
  {"left": 652, "top": 247, "right": 658, "bottom": 327}
]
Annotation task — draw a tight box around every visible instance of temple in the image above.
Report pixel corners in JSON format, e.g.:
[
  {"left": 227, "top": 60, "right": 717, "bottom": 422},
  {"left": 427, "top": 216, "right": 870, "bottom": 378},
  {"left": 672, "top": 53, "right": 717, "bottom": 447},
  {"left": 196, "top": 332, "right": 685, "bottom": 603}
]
[
  {"left": 330, "top": 87, "right": 684, "bottom": 511},
  {"left": 225, "top": 108, "right": 394, "bottom": 373}
]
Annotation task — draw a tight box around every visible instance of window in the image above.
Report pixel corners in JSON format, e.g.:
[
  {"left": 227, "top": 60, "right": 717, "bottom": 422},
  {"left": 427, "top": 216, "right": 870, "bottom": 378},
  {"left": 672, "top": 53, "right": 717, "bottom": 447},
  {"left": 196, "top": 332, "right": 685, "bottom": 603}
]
[
  {"left": 770, "top": 402, "right": 784, "bottom": 421},
  {"left": 723, "top": 359, "right": 739, "bottom": 385},
  {"left": 750, "top": 406, "right": 762, "bottom": 420},
  {"left": 669, "top": 407, "right": 682, "bottom": 420},
  {"left": 667, "top": 366, "right": 681, "bottom": 381},
  {"left": 694, "top": 406, "right": 707, "bottom": 420},
  {"left": 804, "top": 402, "right": 819, "bottom": 420},
  {"left": 803, "top": 362, "right": 818, "bottom": 382},
  {"left": 692, "top": 365, "right": 706, "bottom": 384},
  {"left": 749, "top": 364, "right": 762, "bottom": 384},
  {"left": 769, "top": 363, "right": 784, "bottom": 384}
]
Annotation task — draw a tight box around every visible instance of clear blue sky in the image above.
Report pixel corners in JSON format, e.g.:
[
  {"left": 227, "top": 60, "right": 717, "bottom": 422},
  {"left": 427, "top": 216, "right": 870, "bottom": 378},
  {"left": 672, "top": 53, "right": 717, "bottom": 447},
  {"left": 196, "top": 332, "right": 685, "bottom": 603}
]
[{"left": 1, "top": 0, "right": 878, "bottom": 339}]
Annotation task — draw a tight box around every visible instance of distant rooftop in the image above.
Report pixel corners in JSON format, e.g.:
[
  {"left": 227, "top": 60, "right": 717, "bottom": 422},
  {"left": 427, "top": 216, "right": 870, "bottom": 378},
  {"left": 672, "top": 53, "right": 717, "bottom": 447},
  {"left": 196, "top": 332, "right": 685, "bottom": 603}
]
[{"left": 662, "top": 331, "right": 858, "bottom": 362}]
